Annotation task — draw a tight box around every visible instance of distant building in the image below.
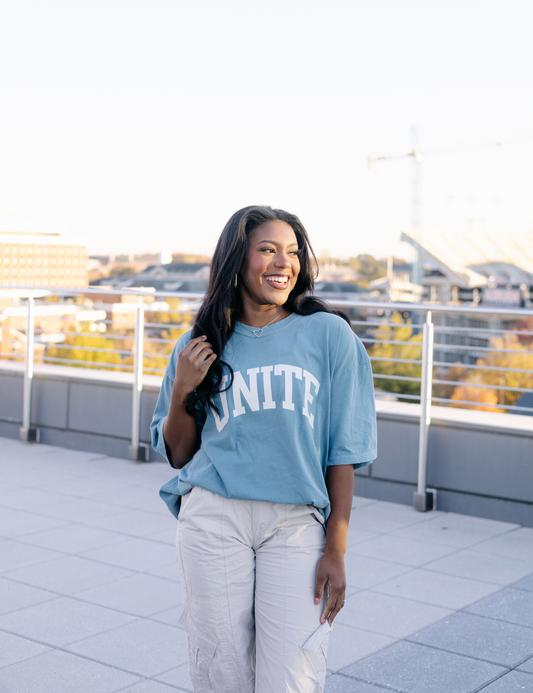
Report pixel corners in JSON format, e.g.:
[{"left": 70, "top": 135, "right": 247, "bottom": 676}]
[
  {"left": 369, "top": 276, "right": 423, "bottom": 303},
  {"left": 0, "top": 230, "right": 88, "bottom": 288},
  {"left": 401, "top": 230, "right": 533, "bottom": 307},
  {"left": 314, "top": 281, "right": 369, "bottom": 301},
  {"left": 90, "top": 261, "right": 210, "bottom": 293},
  {"left": 317, "top": 262, "right": 364, "bottom": 283},
  {"left": 397, "top": 230, "right": 533, "bottom": 366}
]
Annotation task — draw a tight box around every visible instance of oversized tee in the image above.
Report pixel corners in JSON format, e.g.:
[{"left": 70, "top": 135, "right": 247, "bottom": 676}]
[{"left": 152, "top": 312, "right": 377, "bottom": 520}]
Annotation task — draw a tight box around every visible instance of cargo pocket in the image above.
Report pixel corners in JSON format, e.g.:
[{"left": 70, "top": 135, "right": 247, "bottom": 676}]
[
  {"left": 187, "top": 618, "right": 219, "bottom": 692},
  {"left": 303, "top": 632, "right": 329, "bottom": 690}
]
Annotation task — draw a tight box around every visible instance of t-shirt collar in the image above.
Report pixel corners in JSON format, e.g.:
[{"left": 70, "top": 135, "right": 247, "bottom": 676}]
[{"left": 234, "top": 312, "right": 299, "bottom": 337}]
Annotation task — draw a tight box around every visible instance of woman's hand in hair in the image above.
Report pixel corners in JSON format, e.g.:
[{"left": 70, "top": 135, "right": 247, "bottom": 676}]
[
  {"left": 175, "top": 336, "right": 217, "bottom": 398},
  {"left": 163, "top": 336, "right": 216, "bottom": 468}
]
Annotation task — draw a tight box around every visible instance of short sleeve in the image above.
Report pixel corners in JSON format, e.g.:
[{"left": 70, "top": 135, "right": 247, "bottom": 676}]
[
  {"left": 150, "top": 330, "right": 192, "bottom": 463},
  {"left": 327, "top": 325, "right": 377, "bottom": 468}
]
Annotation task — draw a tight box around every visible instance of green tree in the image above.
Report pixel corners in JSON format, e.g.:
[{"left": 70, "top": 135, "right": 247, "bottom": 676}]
[{"left": 348, "top": 255, "right": 386, "bottom": 282}]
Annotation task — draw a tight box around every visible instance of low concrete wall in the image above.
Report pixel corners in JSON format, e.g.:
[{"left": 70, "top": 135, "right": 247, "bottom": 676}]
[
  {"left": 361, "top": 400, "right": 533, "bottom": 527},
  {"left": 1, "top": 361, "right": 532, "bottom": 526},
  {"left": 0, "top": 361, "right": 165, "bottom": 462}
]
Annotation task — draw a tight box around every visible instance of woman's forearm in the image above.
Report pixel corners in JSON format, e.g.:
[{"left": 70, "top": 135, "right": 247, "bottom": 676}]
[
  {"left": 163, "top": 385, "right": 199, "bottom": 469},
  {"left": 163, "top": 335, "right": 217, "bottom": 469},
  {"left": 324, "top": 464, "right": 354, "bottom": 555},
  {"left": 314, "top": 464, "right": 354, "bottom": 624}
]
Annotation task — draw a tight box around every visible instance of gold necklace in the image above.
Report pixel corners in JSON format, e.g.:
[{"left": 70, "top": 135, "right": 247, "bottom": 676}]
[{"left": 240, "top": 312, "right": 285, "bottom": 338}]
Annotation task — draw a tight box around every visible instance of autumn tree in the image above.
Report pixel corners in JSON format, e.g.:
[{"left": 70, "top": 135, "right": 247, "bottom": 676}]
[
  {"left": 45, "top": 326, "right": 124, "bottom": 371},
  {"left": 450, "top": 333, "right": 533, "bottom": 411},
  {"left": 368, "top": 312, "right": 423, "bottom": 399}
]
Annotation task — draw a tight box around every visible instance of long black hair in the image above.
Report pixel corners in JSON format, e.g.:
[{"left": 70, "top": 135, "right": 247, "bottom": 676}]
[{"left": 186, "top": 205, "right": 349, "bottom": 416}]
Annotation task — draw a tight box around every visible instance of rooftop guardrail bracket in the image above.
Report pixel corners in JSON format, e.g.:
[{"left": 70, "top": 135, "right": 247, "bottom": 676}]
[
  {"left": 128, "top": 443, "right": 150, "bottom": 463},
  {"left": 413, "top": 488, "right": 436, "bottom": 512},
  {"left": 19, "top": 427, "right": 39, "bottom": 444}
]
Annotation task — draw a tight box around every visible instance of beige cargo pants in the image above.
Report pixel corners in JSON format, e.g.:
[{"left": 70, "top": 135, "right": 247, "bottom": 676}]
[{"left": 176, "top": 486, "right": 329, "bottom": 693}]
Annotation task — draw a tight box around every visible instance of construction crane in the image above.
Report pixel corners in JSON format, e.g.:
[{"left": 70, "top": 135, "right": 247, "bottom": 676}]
[
  {"left": 368, "top": 131, "right": 533, "bottom": 293},
  {"left": 368, "top": 127, "right": 423, "bottom": 287}
]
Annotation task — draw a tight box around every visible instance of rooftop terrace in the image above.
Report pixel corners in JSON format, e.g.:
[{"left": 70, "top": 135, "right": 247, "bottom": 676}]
[{"left": 1, "top": 436, "right": 533, "bottom": 693}]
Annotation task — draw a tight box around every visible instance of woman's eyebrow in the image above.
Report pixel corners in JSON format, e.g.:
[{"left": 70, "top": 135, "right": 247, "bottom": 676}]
[{"left": 256, "top": 239, "right": 299, "bottom": 246}]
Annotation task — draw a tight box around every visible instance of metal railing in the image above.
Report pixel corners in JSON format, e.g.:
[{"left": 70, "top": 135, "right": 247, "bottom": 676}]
[{"left": 1, "top": 285, "right": 532, "bottom": 511}]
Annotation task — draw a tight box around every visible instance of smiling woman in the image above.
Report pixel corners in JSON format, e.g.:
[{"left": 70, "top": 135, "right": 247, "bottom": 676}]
[
  {"left": 239, "top": 220, "right": 301, "bottom": 306},
  {"left": 151, "top": 205, "right": 377, "bottom": 693}
]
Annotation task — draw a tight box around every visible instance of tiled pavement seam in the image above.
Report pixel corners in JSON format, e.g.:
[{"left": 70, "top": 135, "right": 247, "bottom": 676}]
[{"left": 1, "top": 436, "right": 533, "bottom": 692}]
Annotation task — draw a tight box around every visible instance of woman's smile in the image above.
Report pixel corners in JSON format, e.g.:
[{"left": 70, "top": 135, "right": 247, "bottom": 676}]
[{"left": 263, "top": 274, "right": 290, "bottom": 289}]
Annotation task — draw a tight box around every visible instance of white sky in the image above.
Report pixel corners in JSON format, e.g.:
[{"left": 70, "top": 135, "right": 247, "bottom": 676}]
[{"left": 1, "top": 0, "right": 532, "bottom": 261}]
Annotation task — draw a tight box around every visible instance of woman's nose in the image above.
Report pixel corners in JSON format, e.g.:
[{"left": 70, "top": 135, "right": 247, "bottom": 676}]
[{"left": 275, "top": 251, "right": 291, "bottom": 267}]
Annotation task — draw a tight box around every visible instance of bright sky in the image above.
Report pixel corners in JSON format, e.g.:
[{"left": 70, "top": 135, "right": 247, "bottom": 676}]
[{"left": 1, "top": 0, "right": 532, "bottom": 261}]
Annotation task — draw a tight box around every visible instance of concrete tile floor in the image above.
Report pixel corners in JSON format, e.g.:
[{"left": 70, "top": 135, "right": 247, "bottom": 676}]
[{"left": 1, "top": 436, "right": 532, "bottom": 693}]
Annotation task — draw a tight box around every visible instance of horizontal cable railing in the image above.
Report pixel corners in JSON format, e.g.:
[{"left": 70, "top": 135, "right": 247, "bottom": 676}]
[
  {"left": 1, "top": 284, "right": 532, "bottom": 448},
  {"left": 2, "top": 284, "right": 532, "bottom": 512}
]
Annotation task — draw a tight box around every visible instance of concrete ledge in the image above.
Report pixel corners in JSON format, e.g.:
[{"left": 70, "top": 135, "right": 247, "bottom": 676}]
[{"left": 375, "top": 398, "right": 533, "bottom": 436}]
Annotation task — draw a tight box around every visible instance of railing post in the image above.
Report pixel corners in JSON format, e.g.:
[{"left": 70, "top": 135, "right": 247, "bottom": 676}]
[
  {"left": 20, "top": 295, "right": 39, "bottom": 443},
  {"left": 413, "top": 310, "right": 436, "bottom": 511},
  {"left": 128, "top": 297, "right": 149, "bottom": 461}
]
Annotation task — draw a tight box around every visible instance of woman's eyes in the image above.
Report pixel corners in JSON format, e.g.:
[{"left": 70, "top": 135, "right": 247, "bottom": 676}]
[{"left": 259, "top": 247, "right": 300, "bottom": 256}]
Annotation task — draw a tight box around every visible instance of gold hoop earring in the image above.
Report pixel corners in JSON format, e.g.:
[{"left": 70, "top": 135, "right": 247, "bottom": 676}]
[{"left": 234, "top": 274, "right": 238, "bottom": 289}]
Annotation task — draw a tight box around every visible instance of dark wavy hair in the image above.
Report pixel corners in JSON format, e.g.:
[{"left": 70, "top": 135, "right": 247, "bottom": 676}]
[{"left": 186, "top": 205, "right": 349, "bottom": 416}]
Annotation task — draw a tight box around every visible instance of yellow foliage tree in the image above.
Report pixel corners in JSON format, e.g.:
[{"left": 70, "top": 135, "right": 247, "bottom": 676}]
[
  {"left": 450, "top": 374, "right": 502, "bottom": 412},
  {"left": 368, "top": 313, "right": 423, "bottom": 398},
  {"left": 450, "top": 334, "right": 533, "bottom": 411},
  {"left": 45, "top": 329, "right": 124, "bottom": 371}
]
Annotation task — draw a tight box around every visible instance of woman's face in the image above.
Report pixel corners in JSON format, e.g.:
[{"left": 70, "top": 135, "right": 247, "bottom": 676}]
[{"left": 239, "top": 221, "right": 301, "bottom": 310}]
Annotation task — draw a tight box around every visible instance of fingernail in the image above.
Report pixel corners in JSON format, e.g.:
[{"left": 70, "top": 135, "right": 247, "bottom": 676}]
[{"left": 314, "top": 598, "right": 320, "bottom": 605}]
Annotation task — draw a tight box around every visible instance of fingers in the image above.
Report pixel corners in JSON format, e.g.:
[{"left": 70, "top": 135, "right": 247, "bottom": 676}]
[
  {"left": 314, "top": 555, "right": 329, "bottom": 607},
  {"left": 174, "top": 335, "right": 218, "bottom": 394},
  {"left": 315, "top": 554, "right": 346, "bottom": 624},
  {"left": 181, "top": 336, "right": 216, "bottom": 367},
  {"left": 314, "top": 572, "right": 327, "bottom": 607},
  {"left": 321, "top": 588, "right": 345, "bottom": 625}
]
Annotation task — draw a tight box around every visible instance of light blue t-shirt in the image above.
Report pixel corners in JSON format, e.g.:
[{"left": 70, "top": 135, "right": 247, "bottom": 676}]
[{"left": 152, "top": 312, "right": 377, "bottom": 520}]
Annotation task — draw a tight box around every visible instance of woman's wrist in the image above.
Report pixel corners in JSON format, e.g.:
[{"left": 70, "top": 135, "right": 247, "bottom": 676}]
[
  {"left": 323, "top": 535, "right": 347, "bottom": 557},
  {"left": 170, "top": 384, "right": 193, "bottom": 411}
]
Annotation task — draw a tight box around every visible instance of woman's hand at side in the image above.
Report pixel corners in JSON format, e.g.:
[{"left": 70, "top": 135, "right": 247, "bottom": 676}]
[
  {"left": 163, "top": 336, "right": 217, "bottom": 469},
  {"left": 314, "top": 549, "right": 346, "bottom": 625},
  {"left": 314, "top": 464, "right": 355, "bottom": 625}
]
